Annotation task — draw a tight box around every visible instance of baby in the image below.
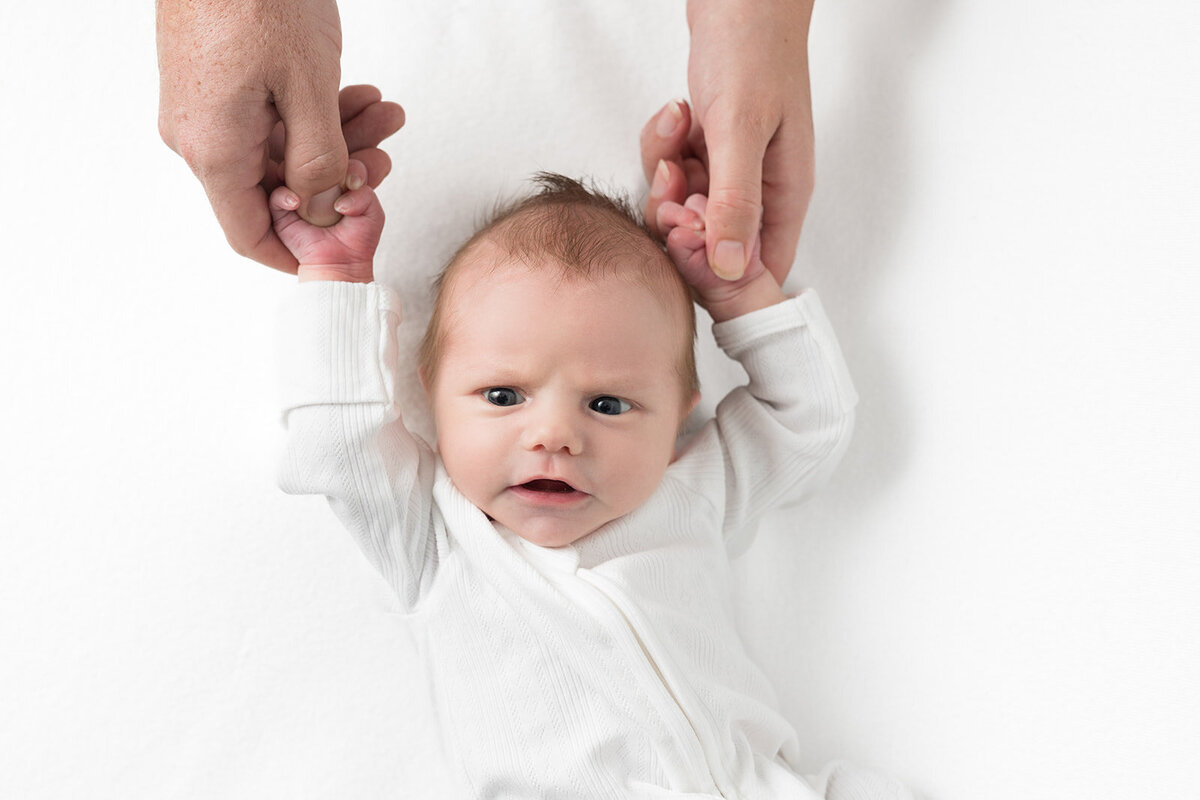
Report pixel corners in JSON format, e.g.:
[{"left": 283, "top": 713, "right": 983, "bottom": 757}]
[{"left": 272, "top": 160, "right": 907, "bottom": 798}]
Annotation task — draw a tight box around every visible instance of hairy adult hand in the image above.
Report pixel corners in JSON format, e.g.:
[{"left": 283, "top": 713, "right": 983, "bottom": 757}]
[
  {"left": 156, "top": 0, "right": 403, "bottom": 272},
  {"left": 641, "top": 0, "right": 815, "bottom": 285}
]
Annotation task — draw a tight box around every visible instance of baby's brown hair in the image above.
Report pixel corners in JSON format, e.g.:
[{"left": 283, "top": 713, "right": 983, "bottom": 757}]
[{"left": 418, "top": 173, "right": 699, "bottom": 402}]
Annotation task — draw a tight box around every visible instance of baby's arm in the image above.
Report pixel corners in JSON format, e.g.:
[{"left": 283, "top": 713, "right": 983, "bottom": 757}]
[
  {"left": 659, "top": 192, "right": 857, "bottom": 555},
  {"left": 271, "top": 164, "right": 438, "bottom": 608}
]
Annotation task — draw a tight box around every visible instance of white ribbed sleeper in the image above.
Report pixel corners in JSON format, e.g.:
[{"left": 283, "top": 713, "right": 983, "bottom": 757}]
[{"left": 277, "top": 281, "right": 892, "bottom": 799}]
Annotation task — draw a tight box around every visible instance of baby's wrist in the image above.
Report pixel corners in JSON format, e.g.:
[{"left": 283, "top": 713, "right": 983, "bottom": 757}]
[
  {"left": 697, "top": 271, "right": 787, "bottom": 322},
  {"left": 296, "top": 262, "right": 374, "bottom": 284}
]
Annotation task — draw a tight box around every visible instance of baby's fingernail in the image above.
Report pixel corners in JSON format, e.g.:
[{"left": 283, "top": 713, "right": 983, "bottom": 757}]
[
  {"left": 656, "top": 99, "right": 684, "bottom": 138},
  {"left": 333, "top": 195, "right": 351, "bottom": 214},
  {"left": 712, "top": 240, "right": 746, "bottom": 280},
  {"left": 345, "top": 173, "right": 364, "bottom": 191},
  {"left": 282, "top": 190, "right": 300, "bottom": 209},
  {"left": 650, "top": 160, "right": 670, "bottom": 199}
]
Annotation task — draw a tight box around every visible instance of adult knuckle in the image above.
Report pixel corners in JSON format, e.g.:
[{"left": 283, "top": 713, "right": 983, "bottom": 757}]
[
  {"left": 174, "top": 133, "right": 222, "bottom": 179},
  {"left": 226, "top": 228, "right": 263, "bottom": 259},
  {"left": 707, "top": 96, "right": 777, "bottom": 141},
  {"left": 157, "top": 111, "right": 177, "bottom": 150},
  {"left": 293, "top": 146, "right": 344, "bottom": 175},
  {"left": 707, "top": 186, "right": 760, "bottom": 218}
]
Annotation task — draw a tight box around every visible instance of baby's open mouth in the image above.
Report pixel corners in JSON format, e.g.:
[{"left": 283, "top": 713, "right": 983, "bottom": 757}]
[{"left": 520, "top": 479, "right": 576, "bottom": 493}]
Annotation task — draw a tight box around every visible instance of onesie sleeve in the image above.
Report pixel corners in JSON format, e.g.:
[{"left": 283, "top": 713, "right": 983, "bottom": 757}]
[
  {"left": 710, "top": 290, "right": 858, "bottom": 558},
  {"left": 276, "top": 281, "right": 438, "bottom": 609}
]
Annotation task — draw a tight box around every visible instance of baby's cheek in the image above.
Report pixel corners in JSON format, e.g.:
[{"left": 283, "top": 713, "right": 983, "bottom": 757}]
[{"left": 614, "top": 444, "right": 673, "bottom": 513}]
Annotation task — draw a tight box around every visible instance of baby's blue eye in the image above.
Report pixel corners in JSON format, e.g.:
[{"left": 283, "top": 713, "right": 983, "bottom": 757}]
[
  {"left": 589, "top": 396, "right": 632, "bottom": 416},
  {"left": 484, "top": 387, "right": 524, "bottom": 407}
]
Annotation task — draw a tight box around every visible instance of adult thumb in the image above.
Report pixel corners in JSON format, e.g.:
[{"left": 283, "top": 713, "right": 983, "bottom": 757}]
[
  {"left": 703, "top": 118, "right": 769, "bottom": 281},
  {"left": 278, "top": 75, "right": 348, "bottom": 227}
]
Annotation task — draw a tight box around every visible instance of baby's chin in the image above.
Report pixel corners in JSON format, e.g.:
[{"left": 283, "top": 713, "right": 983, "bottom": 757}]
[
  {"left": 487, "top": 510, "right": 608, "bottom": 549},
  {"left": 515, "top": 528, "right": 588, "bottom": 549}
]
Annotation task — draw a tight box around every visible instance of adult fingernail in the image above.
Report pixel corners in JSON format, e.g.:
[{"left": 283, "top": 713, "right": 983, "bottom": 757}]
[
  {"left": 656, "top": 99, "right": 684, "bottom": 138},
  {"left": 712, "top": 240, "right": 746, "bottom": 280},
  {"left": 650, "top": 160, "right": 670, "bottom": 199}
]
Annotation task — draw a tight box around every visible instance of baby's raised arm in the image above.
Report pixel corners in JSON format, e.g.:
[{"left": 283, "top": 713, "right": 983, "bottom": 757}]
[
  {"left": 271, "top": 163, "right": 439, "bottom": 608},
  {"left": 658, "top": 187, "right": 856, "bottom": 555}
]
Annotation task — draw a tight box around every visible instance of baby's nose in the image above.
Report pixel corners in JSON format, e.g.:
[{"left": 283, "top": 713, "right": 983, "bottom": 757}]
[{"left": 521, "top": 406, "right": 583, "bottom": 456}]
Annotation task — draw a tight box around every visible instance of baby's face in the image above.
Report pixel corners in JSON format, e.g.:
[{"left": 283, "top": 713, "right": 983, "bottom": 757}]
[{"left": 427, "top": 255, "right": 697, "bottom": 548}]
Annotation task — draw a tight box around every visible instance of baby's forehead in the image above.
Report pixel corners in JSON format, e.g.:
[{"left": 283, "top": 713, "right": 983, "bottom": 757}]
[
  {"left": 445, "top": 233, "right": 664, "bottom": 299},
  {"left": 439, "top": 249, "right": 689, "bottom": 377}
]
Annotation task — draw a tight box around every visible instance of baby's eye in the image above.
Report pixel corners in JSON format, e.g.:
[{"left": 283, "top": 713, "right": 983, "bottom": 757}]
[
  {"left": 588, "top": 396, "right": 632, "bottom": 416},
  {"left": 484, "top": 387, "right": 525, "bottom": 407}
]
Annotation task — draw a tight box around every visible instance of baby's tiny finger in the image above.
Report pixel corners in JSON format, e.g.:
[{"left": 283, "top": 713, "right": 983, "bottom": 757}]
[
  {"left": 332, "top": 186, "right": 377, "bottom": 216},
  {"left": 655, "top": 200, "right": 704, "bottom": 235},
  {"left": 683, "top": 193, "right": 708, "bottom": 217},
  {"left": 269, "top": 185, "right": 301, "bottom": 214},
  {"left": 666, "top": 227, "right": 707, "bottom": 277},
  {"left": 667, "top": 224, "right": 706, "bottom": 254}
]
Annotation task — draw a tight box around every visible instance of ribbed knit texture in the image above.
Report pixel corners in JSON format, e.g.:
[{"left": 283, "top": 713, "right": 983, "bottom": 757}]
[{"left": 276, "top": 282, "right": 882, "bottom": 799}]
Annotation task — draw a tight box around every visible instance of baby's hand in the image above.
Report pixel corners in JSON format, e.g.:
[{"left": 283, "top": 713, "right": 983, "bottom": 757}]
[
  {"left": 657, "top": 194, "right": 784, "bottom": 321},
  {"left": 269, "top": 159, "right": 384, "bottom": 283}
]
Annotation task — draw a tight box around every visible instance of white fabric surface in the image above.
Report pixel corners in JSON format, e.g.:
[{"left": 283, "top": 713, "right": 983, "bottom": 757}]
[{"left": 2, "top": 2, "right": 1198, "bottom": 799}]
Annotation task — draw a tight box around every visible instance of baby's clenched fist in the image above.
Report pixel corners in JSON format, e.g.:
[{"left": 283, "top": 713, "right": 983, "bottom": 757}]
[{"left": 270, "top": 159, "right": 385, "bottom": 284}]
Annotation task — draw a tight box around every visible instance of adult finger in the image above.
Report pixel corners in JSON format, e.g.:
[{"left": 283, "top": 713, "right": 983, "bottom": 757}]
[
  {"left": 338, "top": 84, "right": 383, "bottom": 122},
  {"left": 682, "top": 157, "right": 709, "bottom": 196},
  {"left": 758, "top": 116, "right": 814, "bottom": 285},
  {"left": 341, "top": 100, "right": 405, "bottom": 155},
  {"left": 277, "top": 68, "right": 349, "bottom": 227},
  {"left": 639, "top": 99, "right": 692, "bottom": 184},
  {"left": 210, "top": 180, "right": 299, "bottom": 272},
  {"left": 700, "top": 107, "right": 775, "bottom": 280},
  {"left": 268, "top": 119, "right": 286, "bottom": 165},
  {"left": 349, "top": 147, "right": 392, "bottom": 189},
  {"left": 269, "top": 94, "right": 402, "bottom": 167},
  {"left": 644, "top": 159, "right": 689, "bottom": 240}
]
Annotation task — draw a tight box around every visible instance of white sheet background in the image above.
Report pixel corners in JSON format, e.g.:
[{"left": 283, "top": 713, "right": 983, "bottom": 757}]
[{"left": 2, "top": 2, "right": 1197, "bottom": 798}]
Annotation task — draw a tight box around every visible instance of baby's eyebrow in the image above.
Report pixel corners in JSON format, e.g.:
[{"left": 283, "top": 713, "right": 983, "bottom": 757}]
[
  {"left": 463, "top": 366, "right": 531, "bottom": 390},
  {"left": 581, "top": 375, "right": 656, "bottom": 398}
]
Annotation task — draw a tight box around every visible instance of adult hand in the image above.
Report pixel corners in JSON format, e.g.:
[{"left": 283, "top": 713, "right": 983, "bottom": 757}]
[
  {"left": 156, "top": 0, "right": 403, "bottom": 272},
  {"left": 641, "top": 0, "right": 816, "bottom": 285}
]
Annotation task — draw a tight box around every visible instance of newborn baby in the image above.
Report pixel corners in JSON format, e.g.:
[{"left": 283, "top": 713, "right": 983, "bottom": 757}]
[{"left": 271, "top": 164, "right": 909, "bottom": 799}]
